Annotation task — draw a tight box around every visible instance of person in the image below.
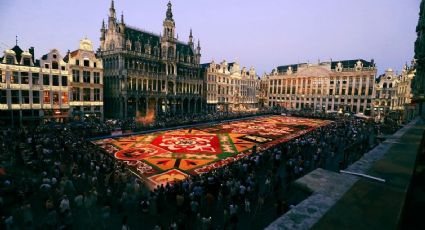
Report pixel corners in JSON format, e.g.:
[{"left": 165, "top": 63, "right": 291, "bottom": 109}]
[
  {"left": 140, "top": 199, "right": 150, "bottom": 213},
  {"left": 244, "top": 198, "right": 251, "bottom": 213},
  {"left": 121, "top": 216, "right": 130, "bottom": 230},
  {"left": 59, "top": 195, "right": 70, "bottom": 214}
]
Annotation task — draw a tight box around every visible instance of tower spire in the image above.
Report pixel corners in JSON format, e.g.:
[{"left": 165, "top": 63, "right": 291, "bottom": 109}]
[
  {"left": 121, "top": 11, "right": 124, "bottom": 24},
  {"left": 196, "top": 39, "right": 201, "bottom": 54},
  {"left": 15, "top": 35, "right": 18, "bottom": 46},
  {"left": 109, "top": 0, "right": 116, "bottom": 19},
  {"left": 166, "top": 1, "right": 174, "bottom": 21},
  {"left": 189, "top": 28, "right": 193, "bottom": 46}
]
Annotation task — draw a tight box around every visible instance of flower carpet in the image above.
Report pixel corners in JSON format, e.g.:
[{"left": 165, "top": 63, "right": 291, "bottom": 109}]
[{"left": 92, "top": 116, "right": 331, "bottom": 188}]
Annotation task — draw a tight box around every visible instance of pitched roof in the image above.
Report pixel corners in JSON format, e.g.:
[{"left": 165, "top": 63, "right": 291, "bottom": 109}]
[
  {"left": 330, "top": 59, "right": 374, "bottom": 69},
  {"left": 125, "top": 26, "right": 160, "bottom": 47},
  {"left": 277, "top": 64, "right": 300, "bottom": 74},
  {"left": 11, "top": 45, "right": 23, "bottom": 63},
  {"left": 124, "top": 25, "right": 194, "bottom": 56}
]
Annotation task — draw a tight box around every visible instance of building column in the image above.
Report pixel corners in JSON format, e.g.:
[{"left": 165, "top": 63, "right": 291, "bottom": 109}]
[
  {"left": 145, "top": 98, "right": 149, "bottom": 116},
  {"left": 135, "top": 97, "right": 139, "bottom": 115},
  {"left": 172, "top": 101, "right": 176, "bottom": 115},
  {"left": 155, "top": 98, "right": 159, "bottom": 117}
]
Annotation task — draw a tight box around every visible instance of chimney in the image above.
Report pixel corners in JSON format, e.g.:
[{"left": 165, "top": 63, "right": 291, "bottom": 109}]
[{"left": 29, "top": 47, "right": 35, "bottom": 62}]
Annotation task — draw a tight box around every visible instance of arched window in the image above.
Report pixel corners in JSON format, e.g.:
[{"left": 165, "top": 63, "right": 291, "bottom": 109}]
[
  {"left": 383, "top": 83, "right": 387, "bottom": 88},
  {"left": 168, "top": 46, "right": 174, "bottom": 58}
]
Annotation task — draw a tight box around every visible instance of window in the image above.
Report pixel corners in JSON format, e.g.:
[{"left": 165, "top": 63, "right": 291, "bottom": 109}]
[
  {"left": 6, "top": 56, "right": 14, "bottom": 64},
  {"left": 52, "top": 75, "right": 59, "bottom": 86},
  {"left": 44, "top": 64, "right": 49, "bottom": 68},
  {"left": 53, "top": 54, "right": 57, "bottom": 59},
  {"left": 32, "top": 73, "right": 39, "bottom": 85},
  {"left": 43, "top": 75, "right": 50, "bottom": 85},
  {"left": 53, "top": 92, "right": 59, "bottom": 105},
  {"left": 76, "top": 60, "right": 80, "bottom": 66},
  {"left": 83, "top": 71, "right": 90, "bottom": 83},
  {"left": 0, "top": 90, "right": 7, "bottom": 104},
  {"left": 32, "top": 91, "right": 40, "bottom": 103},
  {"left": 43, "top": 91, "right": 50, "bottom": 104},
  {"left": 52, "top": 61, "right": 59, "bottom": 70},
  {"left": 72, "top": 70, "right": 80, "bottom": 82},
  {"left": 11, "top": 90, "right": 19, "bottom": 104},
  {"left": 22, "top": 91, "right": 30, "bottom": 104},
  {"left": 62, "top": 92, "right": 68, "bottom": 104},
  {"left": 83, "top": 88, "right": 91, "bottom": 101},
  {"left": 21, "top": 72, "right": 29, "bottom": 84},
  {"left": 23, "top": 58, "right": 31, "bottom": 66},
  {"left": 11, "top": 72, "right": 19, "bottom": 84},
  {"left": 94, "top": 72, "right": 100, "bottom": 84},
  {"left": 61, "top": 76, "right": 68, "bottom": 86},
  {"left": 72, "top": 88, "right": 80, "bottom": 101},
  {"left": 61, "top": 66, "right": 66, "bottom": 71},
  {"left": 94, "top": 62, "right": 97, "bottom": 68},
  {"left": 84, "top": 60, "right": 90, "bottom": 67},
  {"left": 94, "top": 88, "right": 101, "bottom": 101},
  {"left": 0, "top": 70, "right": 4, "bottom": 83}
]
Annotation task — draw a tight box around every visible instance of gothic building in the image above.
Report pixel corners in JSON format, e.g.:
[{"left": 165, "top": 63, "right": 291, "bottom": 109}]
[{"left": 99, "top": 1, "right": 204, "bottom": 119}]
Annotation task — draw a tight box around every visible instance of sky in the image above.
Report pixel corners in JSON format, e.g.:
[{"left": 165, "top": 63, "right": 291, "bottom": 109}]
[{"left": 0, "top": 0, "right": 420, "bottom": 76}]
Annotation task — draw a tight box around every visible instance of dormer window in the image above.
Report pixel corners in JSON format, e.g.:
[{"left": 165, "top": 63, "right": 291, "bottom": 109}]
[
  {"left": 23, "top": 58, "right": 31, "bottom": 66},
  {"left": 94, "top": 62, "right": 97, "bottom": 68},
  {"left": 84, "top": 60, "right": 90, "bottom": 67},
  {"left": 53, "top": 54, "right": 57, "bottom": 59},
  {"left": 6, "top": 56, "right": 14, "bottom": 64},
  {"left": 76, "top": 60, "right": 80, "bottom": 66}
]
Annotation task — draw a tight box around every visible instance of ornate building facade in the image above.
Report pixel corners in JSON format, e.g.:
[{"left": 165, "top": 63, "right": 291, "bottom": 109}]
[
  {"left": 395, "top": 63, "right": 416, "bottom": 122},
  {"left": 203, "top": 60, "right": 258, "bottom": 112},
  {"left": 99, "top": 1, "right": 204, "bottom": 119},
  {"left": 0, "top": 44, "right": 71, "bottom": 126},
  {"left": 66, "top": 38, "right": 104, "bottom": 120},
  {"left": 265, "top": 59, "right": 376, "bottom": 115},
  {"left": 373, "top": 68, "right": 399, "bottom": 121}
]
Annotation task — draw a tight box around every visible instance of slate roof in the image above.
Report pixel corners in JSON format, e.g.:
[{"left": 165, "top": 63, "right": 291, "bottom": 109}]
[
  {"left": 277, "top": 64, "right": 300, "bottom": 74},
  {"left": 276, "top": 59, "right": 375, "bottom": 74},
  {"left": 124, "top": 26, "right": 194, "bottom": 57},
  {"left": 125, "top": 26, "right": 160, "bottom": 47},
  {"left": 330, "top": 59, "right": 374, "bottom": 69},
  {"left": 11, "top": 45, "right": 24, "bottom": 63},
  {"left": 200, "top": 63, "right": 210, "bottom": 69}
]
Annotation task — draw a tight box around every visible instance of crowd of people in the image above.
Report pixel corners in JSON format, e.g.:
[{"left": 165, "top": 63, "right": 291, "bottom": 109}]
[
  {"left": 0, "top": 111, "right": 398, "bottom": 229},
  {"left": 104, "top": 110, "right": 276, "bottom": 135}
]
